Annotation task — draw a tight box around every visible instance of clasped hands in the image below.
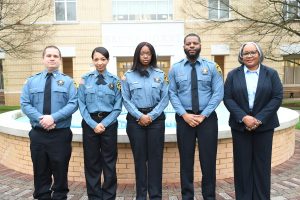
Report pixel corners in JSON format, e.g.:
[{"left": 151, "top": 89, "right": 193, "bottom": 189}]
[
  {"left": 94, "top": 123, "right": 105, "bottom": 134},
  {"left": 182, "top": 113, "right": 206, "bottom": 127},
  {"left": 39, "top": 115, "right": 56, "bottom": 131},
  {"left": 242, "top": 115, "right": 262, "bottom": 131},
  {"left": 138, "top": 114, "right": 152, "bottom": 127}
]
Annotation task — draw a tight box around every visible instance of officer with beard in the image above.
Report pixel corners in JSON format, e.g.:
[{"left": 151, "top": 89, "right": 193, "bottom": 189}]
[{"left": 168, "top": 33, "right": 224, "bottom": 200}]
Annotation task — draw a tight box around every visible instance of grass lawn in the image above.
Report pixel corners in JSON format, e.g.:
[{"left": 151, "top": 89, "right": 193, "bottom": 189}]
[
  {"left": 282, "top": 99, "right": 300, "bottom": 129},
  {"left": 0, "top": 105, "right": 20, "bottom": 114}
]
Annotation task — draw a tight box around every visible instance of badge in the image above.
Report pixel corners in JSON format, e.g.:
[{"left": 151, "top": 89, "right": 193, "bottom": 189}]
[
  {"left": 57, "top": 80, "right": 64, "bottom": 86},
  {"left": 215, "top": 63, "right": 223, "bottom": 75},
  {"left": 108, "top": 83, "right": 114, "bottom": 90},
  {"left": 154, "top": 77, "right": 161, "bottom": 83},
  {"left": 202, "top": 68, "right": 208, "bottom": 75},
  {"left": 116, "top": 80, "right": 121, "bottom": 91}
]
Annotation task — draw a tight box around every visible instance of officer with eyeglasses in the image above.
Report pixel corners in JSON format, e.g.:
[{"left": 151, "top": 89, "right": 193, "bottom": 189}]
[
  {"left": 78, "top": 47, "right": 122, "bottom": 200},
  {"left": 224, "top": 42, "right": 283, "bottom": 200},
  {"left": 121, "top": 42, "right": 169, "bottom": 200}
]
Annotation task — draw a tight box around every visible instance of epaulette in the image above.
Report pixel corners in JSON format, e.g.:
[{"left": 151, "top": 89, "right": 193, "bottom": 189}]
[
  {"left": 153, "top": 68, "right": 163, "bottom": 73},
  {"left": 174, "top": 58, "right": 185, "bottom": 65},
  {"left": 81, "top": 72, "right": 94, "bottom": 79}
]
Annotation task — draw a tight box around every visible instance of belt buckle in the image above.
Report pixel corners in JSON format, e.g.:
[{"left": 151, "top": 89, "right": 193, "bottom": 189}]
[{"left": 97, "top": 112, "right": 103, "bottom": 118}]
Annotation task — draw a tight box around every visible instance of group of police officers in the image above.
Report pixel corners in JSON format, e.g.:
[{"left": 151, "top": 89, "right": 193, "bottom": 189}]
[{"left": 20, "top": 33, "right": 224, "bottom": 200}]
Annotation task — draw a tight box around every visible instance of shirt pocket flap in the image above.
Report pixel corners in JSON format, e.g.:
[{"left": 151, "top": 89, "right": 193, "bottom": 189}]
[
  {"left": 152, "top": 82, "right": 160, "bottom": 88},
  {"left": 53, "top": 87, "right": 68, "bottom": 93},
  {"left": 176, "top": 74, "right": 188, "bottom": 83},
  {"left": 85, "top": 88, "right": 96, "bottom": 94},
  {"left": 198, "top": 75, "right": 211, "bottom": 82},
  {"left": 129, "top": 83, "right": 142, "bottom": 91},
  {"left": 29, "top": 88, "right": 43, "bottom": 93}
]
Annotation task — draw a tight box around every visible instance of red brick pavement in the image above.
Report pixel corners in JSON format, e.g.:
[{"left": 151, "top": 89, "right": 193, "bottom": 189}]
[{"left": 0, "top": 130, "right": 299, "bottom": 199}]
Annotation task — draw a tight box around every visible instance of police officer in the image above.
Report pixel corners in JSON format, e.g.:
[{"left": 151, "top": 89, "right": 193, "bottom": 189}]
[
  {"left": 78, "top": 47, "right": 122, "bottom": 200},
  {"left": 20, "top": 45, "right": 78, "bottom": 200},
  {"left": 121, "top": 42, "right": 169, "bottom": 200},
  {"left": 168, "top": 33, "right": 224, "bottom": 200}
]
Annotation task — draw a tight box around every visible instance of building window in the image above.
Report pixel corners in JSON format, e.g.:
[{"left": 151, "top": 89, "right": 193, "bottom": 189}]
[
  {"left": 208, "top": 0, "right": 229, "bottom": 19},
  {"left": 112, "top": 0, "right": 173, "bottom": 21},
  {"left": 283, "top": 0, "right": 300, "bottom": 20},
  {"left": 55, "top": 0, "right": 76, "bottom": 22},
  {"left": 284, "top": 56, "right": 300, "bottom": 84},
  {"left": 116, "top": 56, "right": 170, "bottom": 78}
]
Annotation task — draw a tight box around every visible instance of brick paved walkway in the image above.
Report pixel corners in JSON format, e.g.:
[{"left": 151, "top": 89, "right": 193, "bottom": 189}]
[{"left": 0, "top": 130, "right": 299, "bottom": 200}]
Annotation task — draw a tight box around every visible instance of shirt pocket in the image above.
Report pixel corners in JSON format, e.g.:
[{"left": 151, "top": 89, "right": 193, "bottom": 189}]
[
  {"left": 29, "top": 88, "right": 43, "bottom": 105},
  {"left": 198, "top": 75, "right": 212, "bottom": 89},
  {"left": 176, "top": 74, "right": 188, "bottom": 91},
  {"left": 104, "top": 88, "right": 116, "bottom": 103},
  {"left": 85, "top": 88, "right": 96, "bottom": 103},
  {"left": 53, "top": 87, "right": 68, "bottom": 104},
  {"left": 129, "top": 82, "right": 143, "bottom": 100},
  {"left": 151, "top": 82, "right": 161, "bottom": 100}
]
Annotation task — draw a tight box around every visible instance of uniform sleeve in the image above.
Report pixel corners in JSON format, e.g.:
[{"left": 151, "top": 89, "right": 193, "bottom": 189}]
[
  {"left": 168, "top": 67, "right": 187, "bottom": 116},
  {"left": 223, "top": 71, "right": 247, "bottom": 122},
  {"left": 148, "top": 73, "right": 169, "bottom": 120},
  {"left": 121, "top": 76, "right": 143, "bottom": 119},
  {"left": 78, "top": 80, "right": 98, "bottom": 129},
  {"left": 201, "top": 64, "right": 224, "bottom": 117},
  {"left": 20, "top": 79, "right": 43, "bottom": 123},
  {"left": 51, "top": 79, "right": 78, "bottom": 122},
  {"left": 101, "top": 79, "right": 122, "bottom": 127}
]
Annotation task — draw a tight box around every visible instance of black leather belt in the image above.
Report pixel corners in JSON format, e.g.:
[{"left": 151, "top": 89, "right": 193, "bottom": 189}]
[
  {"left": 90, "top": 112, "right": 110, "bottom": 118},
  {"left": 186, "top": 110, "right": 203, "bottom": 115},
  {"left": 138, "top": 107, "right": 154, "bottom": 114}
]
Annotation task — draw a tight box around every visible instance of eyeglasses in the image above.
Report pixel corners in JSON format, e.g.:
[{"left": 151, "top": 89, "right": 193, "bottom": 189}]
[{"left": 242, "top": 50, "right": 258, "bottom": 57}]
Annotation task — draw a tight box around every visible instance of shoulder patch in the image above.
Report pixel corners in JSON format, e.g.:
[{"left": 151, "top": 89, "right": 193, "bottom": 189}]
[
  {"left": 215, "top": 63, "right": 223, "bottom": 75},
  {"left": 116, "top": 80, "right": 121, "bottom": 91},
  {"left": 164, "top": 74, "right": 169, "bottom": 84}
]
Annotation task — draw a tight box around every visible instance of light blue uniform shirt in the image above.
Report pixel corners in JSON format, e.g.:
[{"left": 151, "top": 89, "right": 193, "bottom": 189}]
[
  {"left": 244, "top": 65, "right": 260, "bottom": 110},
  {"left": 168, "top": 57, "right": 224, "bottom": 117},
  {"left": 20, "top": 69, "right": 78, "bottom": 128},
  {"left": 78, "top": 70, "right": 122, "bottom": 129},
  {"left": 121, "top": 67, "right": 169, "bottom": 120}
]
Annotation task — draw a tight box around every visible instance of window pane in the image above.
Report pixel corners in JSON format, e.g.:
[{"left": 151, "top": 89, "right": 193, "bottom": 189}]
[
  {"left": 67, "top": 2, "right": 76, "bottom": 21},
  {"left": 220, "top": 0, "right": 229, "bottom": 18},
  {"left": 112, "top": 0, "right": 173, "bottom": 21},
  {"left": 55, "top": 2, "right": 65, "bottom": 21},
  {"left": 208, "top": 0, "right": 218, "bottom": 19}
]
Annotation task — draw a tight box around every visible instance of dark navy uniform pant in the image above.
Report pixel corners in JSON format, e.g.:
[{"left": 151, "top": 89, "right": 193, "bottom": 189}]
[
  {"left": 126, "top": 113, "right": 165, "bottom": 200},
  {"left": 232, "top": 129, "right": 273, "bottom": 200},
  {"left": 29, "top": 127, "right": 72, "bottom": 200},
  {"left": 176, "top": 111, "right": 218, "bottom": 200},
  {"left": 82, "top": 115, "right": 118, "bottom": 200}
]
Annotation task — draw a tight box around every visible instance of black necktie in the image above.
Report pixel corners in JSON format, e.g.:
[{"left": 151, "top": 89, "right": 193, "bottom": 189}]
[
  {"left": 191, "top": 62, "right": 199, "bottom": 114},
  {"left": 96, "top": 74, "right": 107, "bottom": 85},
  {"left": 43, "top": 73, "right": 52, "bottom": 115}
]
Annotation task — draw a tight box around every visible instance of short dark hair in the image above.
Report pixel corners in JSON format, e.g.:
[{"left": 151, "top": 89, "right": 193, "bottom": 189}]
[
  {"left": 42, "top": 45, "right": 61, "bottom": 58},
  {"left": 184, "top": 33, "right": 201, "bottom": 44},
  {"left": 131, "top": 42, "right": 157, "bottom": 71},
  {"left": 91, "top": 47, "right": 110, "bottom": 60}
]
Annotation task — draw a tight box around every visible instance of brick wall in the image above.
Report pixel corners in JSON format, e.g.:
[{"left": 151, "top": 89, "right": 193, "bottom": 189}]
[{"left": 0, "top": 126, "right": 295, "bottom": 184}]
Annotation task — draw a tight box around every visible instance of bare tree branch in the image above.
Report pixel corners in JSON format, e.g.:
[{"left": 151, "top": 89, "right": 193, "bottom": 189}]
[
  {"left": 184, "top": 0, "right": 300, "bottom": 61},
  {"left": 0, "top": 0, "right": 53, "bottom": 57}
]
